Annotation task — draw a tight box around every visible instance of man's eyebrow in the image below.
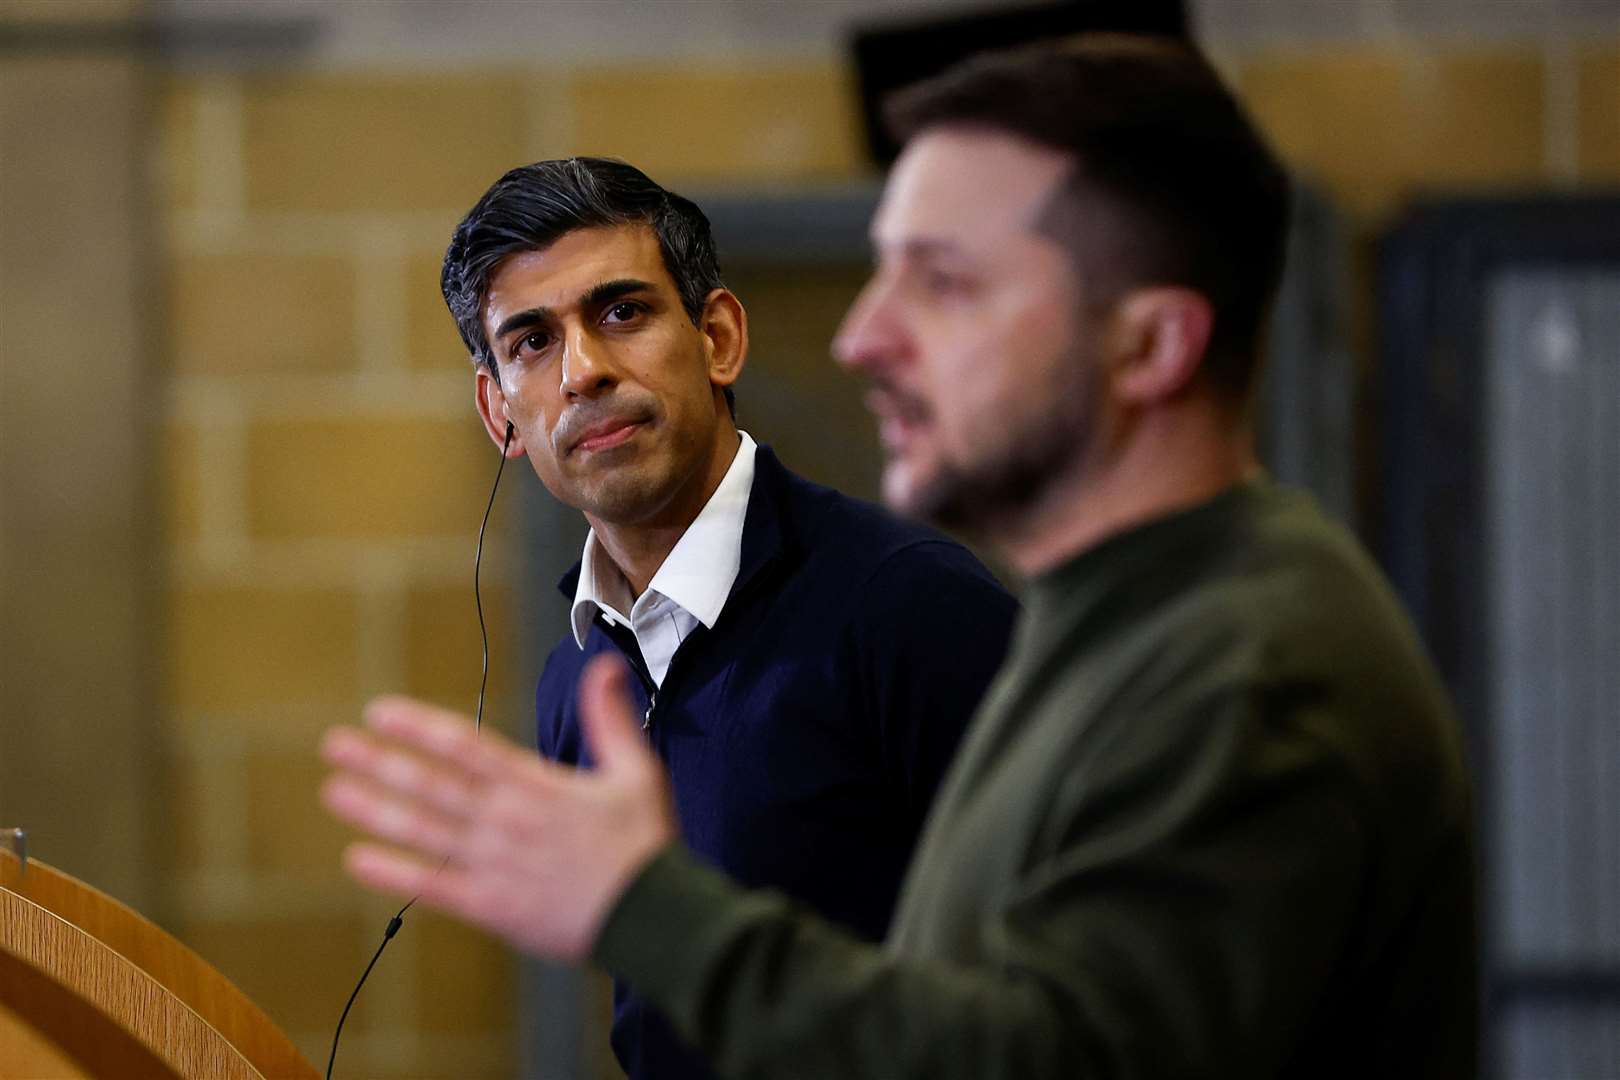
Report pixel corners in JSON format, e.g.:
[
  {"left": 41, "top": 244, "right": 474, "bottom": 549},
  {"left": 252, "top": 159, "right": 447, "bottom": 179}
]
[
  {"left": 490, "top": 278, "right": 657, "bottom": 343},
  {"left": 872, "top": 236, "right": 968, "bottom": 262},
  {"left": 582, "top": 278, "right": 656, "bottom": 309},
  {"left": 493, "top": 306, "right": 551, "bottom": 343},
  {"left": 904, "top": 238, "right": 961, "bottom": 256}
]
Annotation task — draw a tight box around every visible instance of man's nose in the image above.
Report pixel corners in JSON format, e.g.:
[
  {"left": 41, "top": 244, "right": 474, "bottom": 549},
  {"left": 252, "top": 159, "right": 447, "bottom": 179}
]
[
  {"left": 560, "top": 328, "right": 619, "bottom": 398},
  {"left": 832, "top": 277, "right": 905, "bottom": 375}
]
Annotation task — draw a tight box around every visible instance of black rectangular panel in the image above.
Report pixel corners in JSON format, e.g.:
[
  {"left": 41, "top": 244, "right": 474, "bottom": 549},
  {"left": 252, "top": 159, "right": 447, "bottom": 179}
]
[{"left": 849, "top": 0, "right": 1188, "bottom": 165}]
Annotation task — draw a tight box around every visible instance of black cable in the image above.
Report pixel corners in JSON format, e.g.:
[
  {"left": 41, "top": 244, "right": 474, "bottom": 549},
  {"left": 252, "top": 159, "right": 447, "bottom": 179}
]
[
  {"left": 325, "top": 908, "right": 407, "bottom": 1080},
  {"left": 326, "top": 420, "right": 513, "bottom": 1080},
  {"left": 472, "top": 422, "right": 512, "bottom": 735}
]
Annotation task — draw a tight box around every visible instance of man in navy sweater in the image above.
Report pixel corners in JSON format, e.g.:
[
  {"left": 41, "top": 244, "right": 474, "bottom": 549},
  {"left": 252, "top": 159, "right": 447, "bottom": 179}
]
[{"left": 436, "top": 157, "right": 1016, "bottom": 1078}]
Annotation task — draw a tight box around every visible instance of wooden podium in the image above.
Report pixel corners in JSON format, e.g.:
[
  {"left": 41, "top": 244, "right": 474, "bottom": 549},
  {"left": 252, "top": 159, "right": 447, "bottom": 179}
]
[{"left": 0, "top": 847, "right": 319, "bottom": 1079}]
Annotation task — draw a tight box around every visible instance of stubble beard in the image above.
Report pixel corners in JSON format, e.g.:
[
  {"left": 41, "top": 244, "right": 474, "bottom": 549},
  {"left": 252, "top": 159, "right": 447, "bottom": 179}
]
[
  {"left": 898, "top": 357, "right": 1098, "bottom": 538},
  {"left": 574, "top": 465, "right": 666, "bottom": 523}
]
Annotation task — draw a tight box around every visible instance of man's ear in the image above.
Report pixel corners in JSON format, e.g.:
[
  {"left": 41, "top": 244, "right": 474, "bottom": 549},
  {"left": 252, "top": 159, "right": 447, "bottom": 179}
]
[
  {"left": 1108, "top": 287, "right": 1214, "bottom": 405},
  {"left": 699, "top": 288, "right": 748, "bottom": 391},
  {"left": 474, "top": 366, "right": 528, "bottom": 458}
]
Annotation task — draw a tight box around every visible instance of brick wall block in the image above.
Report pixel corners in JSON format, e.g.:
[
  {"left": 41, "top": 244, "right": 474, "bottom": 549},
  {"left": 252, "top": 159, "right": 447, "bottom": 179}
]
[
  {"left": 168, "top": 252, "right": 356, "bottom": 373},
  {"left": 241, "top": 74, "right": 533, "bottom": 214},
  {"left": 183, "top": 913, "right": 374, "bottom": 1036},
  {"left": 246, "top": 416, "right": 497, "bottom": 539},
  {"left": 411, "top": 912, "right": 516, "bottom": 1035},
  {"left": 403, "top": 582, "right": 516, "bottom": 708},
  {"left": 168, "top": 585, "right": 359, "bottom": 710},
  {"left": 246, "top": 749, "right": 355, "bottom": 875},
  {"left": 1240, "top": 44, "right": 1546, "bottom": 219},
  {"left": 406, "top": 249, "right": 471, "bottom": 372},
  {"left": 1578, "top": 43, "right": 1620, "bottom": 180},
  {"left": 570, "top": 64, "right": 863, "bottom": 182},
  {"left": 1418, "top": 48, "right": 1546, "bottom": 184}
]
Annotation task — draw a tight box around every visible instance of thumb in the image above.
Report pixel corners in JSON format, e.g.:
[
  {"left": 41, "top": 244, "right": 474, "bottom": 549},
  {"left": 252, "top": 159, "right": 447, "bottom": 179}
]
[{"left": 578, "top": 654, "right": 654, "bottom": 780}]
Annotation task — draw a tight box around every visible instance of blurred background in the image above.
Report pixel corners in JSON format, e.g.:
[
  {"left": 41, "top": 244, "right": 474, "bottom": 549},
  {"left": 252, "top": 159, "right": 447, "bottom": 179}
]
[{"left": 1, "top": 1, "right": 1616, "bottom": 1077}]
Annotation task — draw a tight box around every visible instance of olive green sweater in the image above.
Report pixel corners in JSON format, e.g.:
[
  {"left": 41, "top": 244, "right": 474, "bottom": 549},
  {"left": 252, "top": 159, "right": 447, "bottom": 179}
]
[{"left": 594, "top": 481, "right": 1477, "bottom": 1079}]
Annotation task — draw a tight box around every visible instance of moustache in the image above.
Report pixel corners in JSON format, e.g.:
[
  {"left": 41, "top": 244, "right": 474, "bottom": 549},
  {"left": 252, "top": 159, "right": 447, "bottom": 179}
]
[
  {"left": 553, "top": 400, "right": 657, "bottom": 454},
  {"left": 866, "top": 378, "right": 932, "bottom": 425}
]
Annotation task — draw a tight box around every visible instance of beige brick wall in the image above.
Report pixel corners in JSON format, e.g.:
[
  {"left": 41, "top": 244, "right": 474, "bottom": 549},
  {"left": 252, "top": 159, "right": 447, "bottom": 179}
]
[
  {"left": 157, "top": 65, "right": 541, "bottom": 1078},
  {"left": 239, "top": 73, "right": 539, "bottom": 215},
  {"left": 570, "top": 64, "right": 864, "bottom": 182},
  {"left": 1577, "top": 44, "right": 1620, "bottom": 180},
  {"left": 169, "top": 252, "right": 358, "bottom": 373},
  {"left": 169, "top": 585, "right": 361, "bottom": 710},
  {"left": 152, "top": 33, "right": 1616, "bottom": 1080},
  {"left": 1235, "top": 39, "right": 1618, "bottom": 221},
  {"left": 244, "top": 417, "right": 495, "bottom": 538}
]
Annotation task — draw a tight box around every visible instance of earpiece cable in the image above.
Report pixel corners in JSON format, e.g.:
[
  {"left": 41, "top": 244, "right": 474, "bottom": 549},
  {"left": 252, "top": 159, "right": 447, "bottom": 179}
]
[
  {"left": 325, "top": 421, "right": 513, "bottom": 1080},
  {"left": 473, "top": 422, "right": 513, "bottom": 735}
]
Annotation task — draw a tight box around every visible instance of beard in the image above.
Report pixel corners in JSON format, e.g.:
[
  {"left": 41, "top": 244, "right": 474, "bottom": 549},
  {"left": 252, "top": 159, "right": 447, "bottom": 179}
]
[{"left": 886, "top": 353, "right": 1100, "bottom": 536}]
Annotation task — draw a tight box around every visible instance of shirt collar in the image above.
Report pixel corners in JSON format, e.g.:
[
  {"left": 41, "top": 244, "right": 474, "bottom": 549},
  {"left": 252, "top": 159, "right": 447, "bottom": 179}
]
[{"left": 569, "top": 432, "right": 758, "bottom": 648}]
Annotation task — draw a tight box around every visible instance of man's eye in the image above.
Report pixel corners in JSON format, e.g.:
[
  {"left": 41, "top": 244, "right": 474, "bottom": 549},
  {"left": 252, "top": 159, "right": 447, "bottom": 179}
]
[
  {"left": 514, "top": 330, "right": 551, "bottom": 356},
  {"left": 922, "top": 269, "right": 972, "bottom": 296},
  {"left": 604, "top": 301, "right": 642, "bottom": 323}
]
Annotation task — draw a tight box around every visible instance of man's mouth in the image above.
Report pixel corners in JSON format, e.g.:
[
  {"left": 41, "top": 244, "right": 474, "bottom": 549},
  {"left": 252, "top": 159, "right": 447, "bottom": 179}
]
[
  {"left": 865, "top": 387, "right": 930, "bottom": 452},
  {"left": 572, "top": 419, "right": 644, "bottom": 454}
]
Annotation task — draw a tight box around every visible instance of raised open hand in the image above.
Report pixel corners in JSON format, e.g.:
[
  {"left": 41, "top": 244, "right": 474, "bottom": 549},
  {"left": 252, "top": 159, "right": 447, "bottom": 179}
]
[{"left": 320, "top": 655, "right": 677, "bottom": 961}]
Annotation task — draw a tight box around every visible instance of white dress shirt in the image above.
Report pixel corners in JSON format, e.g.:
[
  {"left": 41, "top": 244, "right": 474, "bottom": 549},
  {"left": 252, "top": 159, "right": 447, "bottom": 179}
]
[{"left": 569, "top": 432, "right": 757, "bottom": 687}]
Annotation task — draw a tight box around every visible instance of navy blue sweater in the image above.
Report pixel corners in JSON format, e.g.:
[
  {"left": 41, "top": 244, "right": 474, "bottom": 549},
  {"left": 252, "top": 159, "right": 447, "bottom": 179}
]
[{"left": 536, "top": 446, "right": 1017, "bottom": 1080}]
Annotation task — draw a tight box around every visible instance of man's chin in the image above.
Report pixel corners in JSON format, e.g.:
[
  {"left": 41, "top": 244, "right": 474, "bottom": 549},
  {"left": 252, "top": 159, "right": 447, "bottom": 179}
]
[
  {"left": 881, "top": 459, "right": 935, "bottom": 521},
  {"left": 883, "top": 461, "right": 971, "bottom": 530},
  {"left": 570, "top": 469, "right": 668, "bottom": 525},
  {"left": 887, "top": 453, "right": 1049, "bottom": 537}
]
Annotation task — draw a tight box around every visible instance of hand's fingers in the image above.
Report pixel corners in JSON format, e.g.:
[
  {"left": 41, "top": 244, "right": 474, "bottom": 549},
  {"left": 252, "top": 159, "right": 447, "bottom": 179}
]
[
  {"left": 578, "top": 654, "right": 655, "bottom": 781},
  {"left": 321, "top": 727, "right": 481, "bottom": 822},
  {"left": 322, "top": 773, "right": 464, "bottom": 861},
  {"left": 343, "top": 844, "right": 498, "bottom": 933},
  {"left": 342, "top": 842, "right": 443, "bottom": 900},
  {"left": 363, "top": 696, "right": 514, "bottom": 781},
  {"left": 362, "top": 695, "right": 571, "bottom": 791}
]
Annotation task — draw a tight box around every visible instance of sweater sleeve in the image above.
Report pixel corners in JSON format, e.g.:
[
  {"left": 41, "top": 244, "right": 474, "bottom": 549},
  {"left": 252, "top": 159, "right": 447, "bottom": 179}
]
[{"left": 591, "top": 686, "right": 1373, "bottom": 1080}]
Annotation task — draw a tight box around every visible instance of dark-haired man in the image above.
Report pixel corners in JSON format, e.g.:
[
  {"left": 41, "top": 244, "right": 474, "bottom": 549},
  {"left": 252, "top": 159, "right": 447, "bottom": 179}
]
[
  {"left": 437, "top": 158, "right": 1016, "bottom": 1079},
  {"left": 325, "top": 37, "right": 1476, "bottom": 1078}
]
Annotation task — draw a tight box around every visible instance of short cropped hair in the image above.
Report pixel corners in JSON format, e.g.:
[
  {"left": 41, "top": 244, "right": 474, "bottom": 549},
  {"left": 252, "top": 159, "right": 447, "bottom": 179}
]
[
  {"left": 885, "top": 35, "right": 1292, "bottom": 401},
  {"left": 441, "top": 157, "right": 733, "bottom": 412}
]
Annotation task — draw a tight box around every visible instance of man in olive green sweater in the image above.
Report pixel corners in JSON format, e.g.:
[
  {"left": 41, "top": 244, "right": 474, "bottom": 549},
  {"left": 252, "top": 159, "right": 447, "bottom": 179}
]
[{"left": 322, "top": 37, "right": 1476, "bottom": 1078}]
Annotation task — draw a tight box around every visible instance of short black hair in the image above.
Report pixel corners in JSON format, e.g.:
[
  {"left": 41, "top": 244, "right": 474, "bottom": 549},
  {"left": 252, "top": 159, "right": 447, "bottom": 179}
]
[
  {"left": 441, "top": 157, "right": 733, "bottom": 413},
  {"left": 885, "top": 35, "right": 1291, "bottom": 401}
]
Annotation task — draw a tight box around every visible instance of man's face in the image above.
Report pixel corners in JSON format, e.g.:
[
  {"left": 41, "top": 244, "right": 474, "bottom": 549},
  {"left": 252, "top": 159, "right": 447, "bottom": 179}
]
[
  {"left": 834, "top": 128, "right": 1102, "bottom": 532},
  {"left": 477, "top": 224, "right": 736, "bottom": 527}
]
